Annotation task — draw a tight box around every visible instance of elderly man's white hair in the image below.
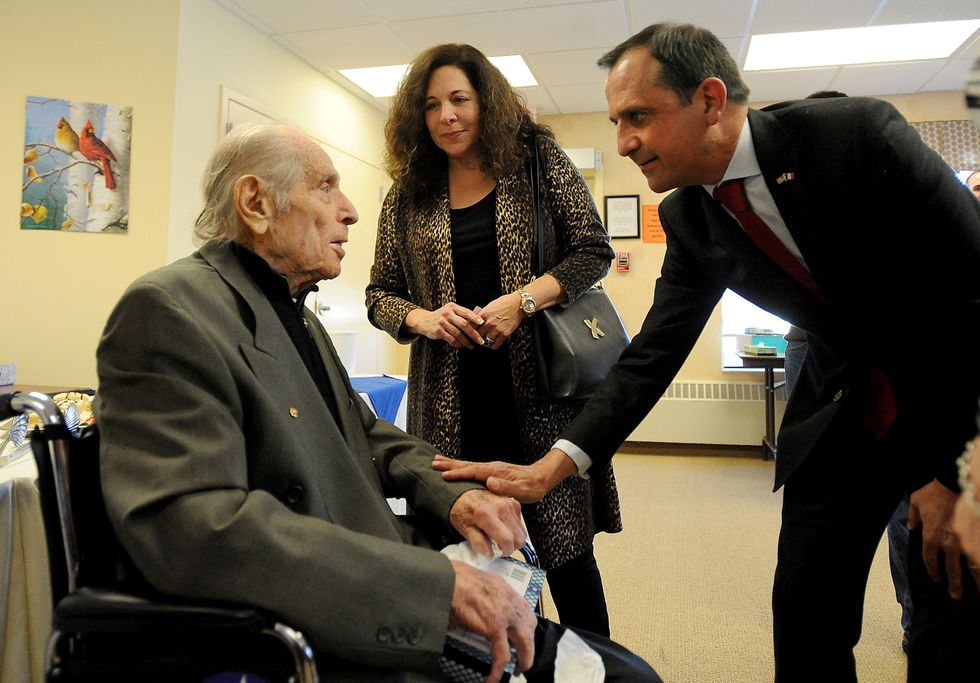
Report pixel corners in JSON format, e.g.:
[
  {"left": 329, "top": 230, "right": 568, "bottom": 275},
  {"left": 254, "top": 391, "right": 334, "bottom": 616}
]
[{"left": 194, "top": 122, "right": 314, "bottom": 243}]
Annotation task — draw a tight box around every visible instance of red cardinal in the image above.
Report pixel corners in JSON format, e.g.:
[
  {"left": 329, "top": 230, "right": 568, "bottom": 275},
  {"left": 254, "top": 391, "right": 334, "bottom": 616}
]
[{"left": 79, "top": 120, "right": 117, "bottom": 190}]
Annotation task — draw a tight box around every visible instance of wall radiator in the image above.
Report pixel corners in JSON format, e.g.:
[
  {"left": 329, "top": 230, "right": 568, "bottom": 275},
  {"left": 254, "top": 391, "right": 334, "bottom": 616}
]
[{"left": 628, "top": 380, "right": 787, "bottom": 446}]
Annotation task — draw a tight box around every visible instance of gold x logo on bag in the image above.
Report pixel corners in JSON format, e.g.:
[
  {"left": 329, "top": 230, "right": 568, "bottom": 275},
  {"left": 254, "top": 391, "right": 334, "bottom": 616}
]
[{"left": 584, "top": 317, "right": 605, "bottom": 340}]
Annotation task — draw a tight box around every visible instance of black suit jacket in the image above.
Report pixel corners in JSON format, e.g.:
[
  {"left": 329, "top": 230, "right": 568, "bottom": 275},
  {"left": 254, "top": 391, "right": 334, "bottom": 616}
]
[{"left": 564, "top": 97, "right": 980, "bottom": 490}]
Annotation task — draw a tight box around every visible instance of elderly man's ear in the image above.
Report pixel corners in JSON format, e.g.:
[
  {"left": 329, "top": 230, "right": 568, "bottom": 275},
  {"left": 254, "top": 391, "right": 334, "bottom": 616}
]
[{"left": 234, "top": 174, "right": 275, "bottom": 236}]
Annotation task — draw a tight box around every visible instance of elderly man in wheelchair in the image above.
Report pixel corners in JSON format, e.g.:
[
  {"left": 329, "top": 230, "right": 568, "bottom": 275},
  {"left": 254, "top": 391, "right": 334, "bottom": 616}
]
[{"left": 63, "top": 122, "right": 659, "bottom": 682}]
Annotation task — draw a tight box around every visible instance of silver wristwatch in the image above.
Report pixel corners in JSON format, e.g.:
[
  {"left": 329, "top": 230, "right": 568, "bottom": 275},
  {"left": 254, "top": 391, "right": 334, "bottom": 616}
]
[{"left": 518, "top": 286, "right": 537, "bottom": 316}]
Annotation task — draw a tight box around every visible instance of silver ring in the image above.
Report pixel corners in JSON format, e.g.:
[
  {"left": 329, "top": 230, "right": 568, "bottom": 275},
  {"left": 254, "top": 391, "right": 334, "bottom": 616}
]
[{"left": 482, "top": 336, "right": 495, "bottom": 347}]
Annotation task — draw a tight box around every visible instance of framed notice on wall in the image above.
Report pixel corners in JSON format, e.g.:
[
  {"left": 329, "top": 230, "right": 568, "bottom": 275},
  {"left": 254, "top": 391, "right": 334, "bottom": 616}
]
[{"left": 604, "top": 195, "right": 640, "bottom": 238}]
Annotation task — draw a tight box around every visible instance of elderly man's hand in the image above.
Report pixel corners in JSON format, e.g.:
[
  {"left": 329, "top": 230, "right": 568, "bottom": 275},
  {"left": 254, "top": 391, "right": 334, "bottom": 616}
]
[
  {"left": 910, "top": 479, "right": 980, "bottom": 599},
  {"left": 435, "top": 449, "right": 578, "bottom": 504},
  {"left": 449, "top": 489, "right": 525, "bottom": 558},
  {"left": 449, "top": 560, "right": 537, "bottom": 681}
]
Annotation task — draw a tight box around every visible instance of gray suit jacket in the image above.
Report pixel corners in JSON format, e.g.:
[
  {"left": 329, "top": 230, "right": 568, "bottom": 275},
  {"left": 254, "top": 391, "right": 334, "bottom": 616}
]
[{"left": 97, "top": 239, "right": 481, "bottom": 679}]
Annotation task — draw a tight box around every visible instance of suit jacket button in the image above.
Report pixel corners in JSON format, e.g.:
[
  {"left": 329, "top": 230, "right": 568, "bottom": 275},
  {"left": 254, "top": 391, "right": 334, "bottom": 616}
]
[
  {"left": 392, "top": 627, "right": 406, "bottom": 644},
  {"left": 408, "top": 626, "right": 422, "bottom": 645},
  {"left": 285, "top": 484, "right": 305, "bottom": 505},
  {"left": 377, "top": 625, "right": 391, "bottom": 643},
  {"left": 833, "top": 390, "right": 843, "bottom": 402}
]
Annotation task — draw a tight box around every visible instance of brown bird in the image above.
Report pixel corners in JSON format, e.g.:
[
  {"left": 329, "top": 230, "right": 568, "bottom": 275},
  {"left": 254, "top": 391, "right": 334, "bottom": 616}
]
[
  {"left": 79, "top": 120, "right": 117, "bottom": 190},
  {"left": 54, "top": 117, "right": 79, "bottom": 156}
]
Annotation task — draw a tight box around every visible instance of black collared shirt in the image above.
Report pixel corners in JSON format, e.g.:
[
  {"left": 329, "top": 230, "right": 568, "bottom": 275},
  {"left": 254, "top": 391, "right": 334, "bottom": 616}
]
[{"left": 233, "top": 243, "right": 338, "bottom": 419}]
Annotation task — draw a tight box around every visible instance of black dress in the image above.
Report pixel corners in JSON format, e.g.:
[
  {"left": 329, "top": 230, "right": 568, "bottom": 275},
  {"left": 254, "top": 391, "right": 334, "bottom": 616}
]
[{"left": 449, "top": 187, "right": 522, "bottom": 460}]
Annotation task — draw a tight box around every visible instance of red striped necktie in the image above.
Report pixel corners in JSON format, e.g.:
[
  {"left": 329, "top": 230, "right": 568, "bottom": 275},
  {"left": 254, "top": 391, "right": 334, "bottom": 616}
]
[
  {"left": 714, "top": 178, "right": 896, "bottom": 440},
  {"left": 713, "top": 178, "right": 826, "bottom": 304}
]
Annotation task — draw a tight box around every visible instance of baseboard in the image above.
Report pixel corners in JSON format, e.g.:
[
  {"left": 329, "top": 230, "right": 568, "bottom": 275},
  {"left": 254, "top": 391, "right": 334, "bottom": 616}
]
[{"left": 619, "top": 441, "right": 767, "bottom": 459}]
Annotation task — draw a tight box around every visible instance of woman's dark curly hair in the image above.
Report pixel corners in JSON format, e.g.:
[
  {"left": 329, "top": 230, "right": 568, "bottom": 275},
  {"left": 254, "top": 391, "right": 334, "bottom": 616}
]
[{"left": 384, "top": 43, "right": 552, "bottom": 200}]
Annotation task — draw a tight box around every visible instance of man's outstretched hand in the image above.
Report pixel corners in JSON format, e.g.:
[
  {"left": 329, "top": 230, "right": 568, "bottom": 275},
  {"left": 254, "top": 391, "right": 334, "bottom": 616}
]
[{"left": 434, "top": 449, "right": 578, "bottom": 503}]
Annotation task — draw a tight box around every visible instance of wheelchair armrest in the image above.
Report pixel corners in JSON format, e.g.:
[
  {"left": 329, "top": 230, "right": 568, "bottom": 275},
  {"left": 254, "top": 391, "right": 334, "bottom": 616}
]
[{"left": 55, "top": 586, "right": 271, "bottom": 636}]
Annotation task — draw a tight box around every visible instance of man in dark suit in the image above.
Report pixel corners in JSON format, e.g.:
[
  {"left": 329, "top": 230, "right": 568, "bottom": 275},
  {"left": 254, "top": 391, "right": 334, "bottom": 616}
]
[
  {"left": 96, "top": 122, "right": 659, "bottom": 682},
  {"left": 437, "top": 22, "right": 980, "bottom": 682}
]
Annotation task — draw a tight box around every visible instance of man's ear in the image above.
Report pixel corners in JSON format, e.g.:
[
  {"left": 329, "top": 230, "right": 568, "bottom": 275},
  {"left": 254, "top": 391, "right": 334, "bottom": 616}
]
[
  {"left": 234, "top": 175, "right": 274, "bottom": 236},
  {"left": 699, "top": 77, "right": 728, "bottom": 126}
]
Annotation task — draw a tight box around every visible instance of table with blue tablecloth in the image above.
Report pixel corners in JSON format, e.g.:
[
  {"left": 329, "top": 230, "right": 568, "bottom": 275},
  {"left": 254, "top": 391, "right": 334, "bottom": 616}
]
[{"left": 350, "top": 375, "right": 407, "bottom": 430}]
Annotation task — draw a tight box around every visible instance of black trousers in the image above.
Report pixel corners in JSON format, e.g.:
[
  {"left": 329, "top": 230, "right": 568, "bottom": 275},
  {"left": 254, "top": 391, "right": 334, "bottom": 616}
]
[
  {"left": 772, "top": 423, "right": 980, "bottom": 682},
  {"left": 544, "top": 547, "right": 610, "bottom": 637}
]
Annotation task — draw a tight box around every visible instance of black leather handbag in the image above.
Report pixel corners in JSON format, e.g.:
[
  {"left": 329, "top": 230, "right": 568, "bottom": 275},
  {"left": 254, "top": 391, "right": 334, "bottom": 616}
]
[{"left": 527, "top": 137, "right": 629, "bottom": 400}]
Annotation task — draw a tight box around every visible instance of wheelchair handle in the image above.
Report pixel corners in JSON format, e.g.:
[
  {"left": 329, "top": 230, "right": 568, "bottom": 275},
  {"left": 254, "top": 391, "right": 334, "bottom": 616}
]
[{"left": 0, "top": 391, "right": 65, "bottom": 426}]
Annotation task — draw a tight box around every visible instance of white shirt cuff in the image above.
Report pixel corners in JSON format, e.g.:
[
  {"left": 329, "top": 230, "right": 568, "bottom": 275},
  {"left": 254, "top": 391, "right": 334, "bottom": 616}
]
[{"left": 553, "top": 439, "right": 592, "bottom": 478}]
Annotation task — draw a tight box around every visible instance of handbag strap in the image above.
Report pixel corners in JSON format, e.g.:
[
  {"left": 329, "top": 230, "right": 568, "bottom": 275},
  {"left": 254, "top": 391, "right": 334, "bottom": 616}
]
[{"left": 526, "top": 135, "right": 548, "bottom": 277}]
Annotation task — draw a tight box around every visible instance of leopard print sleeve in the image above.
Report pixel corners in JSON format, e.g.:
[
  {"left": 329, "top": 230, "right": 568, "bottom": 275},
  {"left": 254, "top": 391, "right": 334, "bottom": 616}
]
[
  {"left": 366, "top": 186, "right": 421, "bottom": 343},
  {"left": 537, "top": 136, "right": 615, "bottom": 303}
]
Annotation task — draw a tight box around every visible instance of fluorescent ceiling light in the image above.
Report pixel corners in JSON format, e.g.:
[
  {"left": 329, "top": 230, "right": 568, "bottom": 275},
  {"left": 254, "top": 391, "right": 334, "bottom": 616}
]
[
  {"left": 488, "top": 55, "right": 538, "bottom": 88},
  {"left": 744, "top": 20, "right": 980, "bottom": 71},
  {"left": 338, "top": 64, "right": 410, "bottom": 98},
  {"left": 340, "top": 55, "right": 537, "bottom": 98}
]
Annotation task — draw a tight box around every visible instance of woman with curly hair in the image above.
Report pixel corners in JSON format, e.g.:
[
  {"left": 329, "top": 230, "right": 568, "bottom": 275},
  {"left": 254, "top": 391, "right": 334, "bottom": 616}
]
[{"left": 366, "top": 43, "right": 622, "bottom": 636}]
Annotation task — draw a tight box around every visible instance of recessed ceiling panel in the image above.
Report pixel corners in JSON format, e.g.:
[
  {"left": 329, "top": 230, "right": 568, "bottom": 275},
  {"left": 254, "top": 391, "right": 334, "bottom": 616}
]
[
  {"left": 751, "top": 0, "right": 880, "bottom": 34},
  {"left": 282, "top": 25, "right": 413, "bottom": 70},
  {"left": 503, "top": 1, "right": 628, "bottom": 53},
  {"left": 546, "top": 83, "right": 610, "bottom": 114},
  {"left": 518, "top": 86, "right": 559, "bottom": 115},
  {"left": 742, "top": 68, "right": 838, "bottom": 104},
  {"left": 626, "top": 0, "right": 755, "bottom": 39},
  {"left": 526, "top": 48, "right": 609, "bottom": 85},
  {"left": 830, "top": 61, "right": 946, "bottom": 97},
  {"left": 921, "top": 56, "right": 975, "bottom": 91},
  {"left": 390, "top": 13, "right": 519, "bottom": 55},
  {"left": 228, "top": 0, "right": 375, "bottom": 33},
  {"left": 360, "top": 0, "right": 496, "bottom": 22},
  {"left": 874, "top": 0, "right": 980, "bottom": 25}
]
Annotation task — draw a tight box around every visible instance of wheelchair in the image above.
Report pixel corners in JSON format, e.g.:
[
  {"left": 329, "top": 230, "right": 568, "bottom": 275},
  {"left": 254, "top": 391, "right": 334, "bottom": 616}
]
[{"left": 1, "top": 391, "right": 318, "bottom": 683}]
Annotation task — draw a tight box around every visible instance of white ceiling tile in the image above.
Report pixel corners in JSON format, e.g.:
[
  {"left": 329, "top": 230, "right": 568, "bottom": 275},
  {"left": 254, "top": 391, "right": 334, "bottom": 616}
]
[
  {"left": 503, "top": 1, "right": 628, "bottom": 53},
  {"left": 390, "top": 12, "right": 519, "bottom": 55},
  {"left": 829, "top": 61, "right": 947, "bottom": 97},
  {"left": 626, "top": 0, "right": 754, "bottom": 39},
  {"left": 359, "top": 0, "right": 496, "bottom": 22},
  {"left": 493, "top": 0, "right": 584, "bottom": 8},
  {"left": 742, "top": 68, "right": 838, "bottom": 103},
  {"left": 227, "top": 0, "right": 375, "bottom": 33},
  {"left": 873, "top": 0, "right": 980, "bottom": 25},
  {"left": 518, "top": 86, "right": 559, "bottom": 115},
  {"left": 214, "top": 0, "right": 973, "bottom": 115},
  {"left": 920, "top": 57, "right": 975, "bottom": 91},
  {"left": 751, "top": 0, "right": 880, "bottom": 34},
  {"left": 526, "top": 49, "right": 609, "bottom": 85},
  {"left": 280, "top": 25, "right": 413, "bottom": 70},
  {"left": 546, "top": 83, "right": 609, "bottom": 113}
]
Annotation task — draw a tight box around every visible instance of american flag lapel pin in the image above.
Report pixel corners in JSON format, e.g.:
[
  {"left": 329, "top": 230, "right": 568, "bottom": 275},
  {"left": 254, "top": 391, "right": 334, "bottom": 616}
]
[{"left": 775, "top": 172, "right": 796, "bottom": 185}]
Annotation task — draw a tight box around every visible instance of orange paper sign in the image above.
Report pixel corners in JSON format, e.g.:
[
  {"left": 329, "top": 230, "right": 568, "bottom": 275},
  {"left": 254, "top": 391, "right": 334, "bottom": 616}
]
[{"left": 642, "top": 205, "right": 665, "bottom": 243}]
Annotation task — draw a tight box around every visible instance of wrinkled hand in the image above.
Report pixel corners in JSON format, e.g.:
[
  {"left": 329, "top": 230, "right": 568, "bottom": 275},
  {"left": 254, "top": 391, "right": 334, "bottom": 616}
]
[
  {"left": 449, "top": 560, "right": 537, "bottom": 681},
  {"left": 474, "top": 293, "right": 522, "bottom": 351},
  {"left": 909, "top": 479, "right": 979, "bottom": 599},
  {"left": 409, "top": 303, "right": 484, "bottom": 348},
  {"left": 449, "top": 489, "right": 525, "bottom": 558},
  {"left": 435, "top": 449, "right": 578, "bottom": 504}
]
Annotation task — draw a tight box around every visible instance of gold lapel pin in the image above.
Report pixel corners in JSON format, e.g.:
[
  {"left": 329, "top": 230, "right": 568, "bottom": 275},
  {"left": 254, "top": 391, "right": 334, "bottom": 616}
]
[
  {"left": 584, "top": 318, "right": 605, "bottom": 340},
  {"left": 288, "top": 407, "right": 299, "bottom": 418}
]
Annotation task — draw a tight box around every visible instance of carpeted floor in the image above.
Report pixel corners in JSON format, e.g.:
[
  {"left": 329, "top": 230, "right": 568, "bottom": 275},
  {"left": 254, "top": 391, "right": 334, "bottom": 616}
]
[{"left": 541, "top": 451, "right": 908, "bottom": 682}]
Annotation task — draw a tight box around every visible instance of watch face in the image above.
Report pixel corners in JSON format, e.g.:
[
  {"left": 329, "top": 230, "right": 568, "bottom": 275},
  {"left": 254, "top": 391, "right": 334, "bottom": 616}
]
[{"left": 522, "top": 299, "right": 536, "bottom": 314}]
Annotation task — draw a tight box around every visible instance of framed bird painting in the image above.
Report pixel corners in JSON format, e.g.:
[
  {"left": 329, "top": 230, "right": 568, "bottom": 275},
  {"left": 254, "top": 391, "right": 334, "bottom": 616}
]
[{"left": 21, "top": 96, "right": 131, "bottom": 233}]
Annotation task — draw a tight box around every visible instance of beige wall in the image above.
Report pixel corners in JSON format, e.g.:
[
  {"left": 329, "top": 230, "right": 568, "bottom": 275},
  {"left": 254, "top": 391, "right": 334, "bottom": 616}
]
[
  {"left": 542, "top": 90, "right": 973, "bottom": 385},
  {"left": 1, "top": 0, "right": 400, "bottom": 389},
  {"left": 168, "top": 0, "right": 402, "bottom": 375},
  {"left": 0, "top": 0, "right": 180, "bottom": 388}
]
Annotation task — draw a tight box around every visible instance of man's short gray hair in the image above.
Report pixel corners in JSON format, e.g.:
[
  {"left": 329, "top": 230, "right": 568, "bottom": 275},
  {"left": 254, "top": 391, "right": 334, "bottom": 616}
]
[{"left": 194, "top": 122, "right": 310, "bottom": 243}]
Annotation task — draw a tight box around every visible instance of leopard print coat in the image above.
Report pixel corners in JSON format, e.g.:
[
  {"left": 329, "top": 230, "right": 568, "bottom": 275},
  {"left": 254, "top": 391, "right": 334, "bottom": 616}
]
[{"left": 366, "top": 137, "right": 622, "bottom": 568}]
